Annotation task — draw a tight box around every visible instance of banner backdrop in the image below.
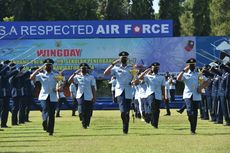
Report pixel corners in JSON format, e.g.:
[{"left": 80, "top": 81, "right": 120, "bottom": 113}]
[
  {"left": 0, "top": 37, "right": 196, "bottom": 78},
  {"left": 196, "top": 36, "right": 230, "bottom": 66},
  {"left": 0, "top": 20, "right": 173, "bottom": 39}
]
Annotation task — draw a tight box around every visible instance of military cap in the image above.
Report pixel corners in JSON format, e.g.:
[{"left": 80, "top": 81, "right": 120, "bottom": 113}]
[
  {"left": 151, "top": 62, "right": 160, "bottom": 67},
  {"left": 4, "top": 60, "right": 11, "bottom": 65},
  {"left": 203, "top": 64, "right": 211, "bottom": 69},
  {"left": 225, "top": 61, "right": 230, "bottom": 67},
  {"left": 9, "top": 62, "right": 16, "bottom": 67},
  {"left": 214, "top": 60, "right": 221, "bottom": 65},
  {"left": 43, "top": 58, "right": 54, "bottom": 64},
  {"left": 79, "top": 63, "right": 88, "bottom": 68},
  {"left": 119, "top": 51, "right": 129, "bottom": 57},
  {"left": 186, "top": 58, "right": 196, "bottom": 64}
]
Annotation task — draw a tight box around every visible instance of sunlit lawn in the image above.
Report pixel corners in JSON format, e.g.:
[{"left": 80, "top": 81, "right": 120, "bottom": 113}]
[{"left": 0, "top": 110, "right": 229, "bottom": 153}]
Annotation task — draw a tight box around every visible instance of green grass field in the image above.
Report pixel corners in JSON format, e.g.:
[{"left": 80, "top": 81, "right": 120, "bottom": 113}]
[{"left": 0, "top": 110, "right": 229, "bottom": 153}]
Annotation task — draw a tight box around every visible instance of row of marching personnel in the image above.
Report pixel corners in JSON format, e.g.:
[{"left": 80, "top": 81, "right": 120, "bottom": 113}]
[
  {"left": 0, "top": 60, "right": 36, "bottom": 128},
  {"left": 128, "top": 60, "right": 230, "bottom": 128},
  {"left": 1, "top": 52, "right": 230, "bottom": 136},
  {"left": 104, "top": 52, "right": 230, "bottom": 135}
]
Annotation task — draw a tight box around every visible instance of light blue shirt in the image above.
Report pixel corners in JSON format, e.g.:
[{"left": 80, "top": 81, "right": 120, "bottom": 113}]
[
  {"left": 111, "top": 65, "right": 133, "bottom": 99},
  {"left": 182, "top": 70, "right": 201, "bottom": 101},
  {"left": 69, "top": 83, "right": 77, "bottom": 97},
  {"left": 74, "top": 74, "right": 96, "bottom": 101},
  {"left": 165, "top": 81, "right": 171, "bottom": 99},
  {"left": 144, "top": 73, "right": 165, "bottom": 100},
  {"left": 36, "top": 71, "right": 59, "bottom": 102}
]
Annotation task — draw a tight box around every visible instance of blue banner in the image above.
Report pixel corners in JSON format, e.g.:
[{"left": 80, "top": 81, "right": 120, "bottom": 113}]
[
  {"left": 0, "top": 37, "right": 195, "bottom": 79},
  {"left": 0, "top": 20, "right": 173, "bottom": 39}
]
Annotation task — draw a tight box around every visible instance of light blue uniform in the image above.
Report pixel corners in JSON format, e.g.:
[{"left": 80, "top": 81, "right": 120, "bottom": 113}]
[
  {"left": 144, "top": 73, "right": 165, "bottom": 127},
  {"left": 182, "top": 70, "right": 202, "bottom": 101},
  {"left": 111, "top": 65, "right": 133, "bottom": 99},
  {"left": 182, "top": 70, "right": 203, "bottom": 133},
  {"left": 111, "top": 64, "right": 133, "bottom": 133},
  {"left": 36, "top": 71, "right": 59, "bottom": 102},
  {"left": 144, "top": 74, "right": 165, "bottom": 100},
  {"left": 74, "top": 74, "right": 96, "bottom": 101}
]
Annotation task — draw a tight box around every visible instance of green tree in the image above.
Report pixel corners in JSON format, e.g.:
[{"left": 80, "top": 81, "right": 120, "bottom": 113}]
[
  {"left": 130, "top": 0, "right": 155, "bottom": 19},
  {"left": 159, "top": 0, "right": 182, "bottom": 36},
  {"left": 209, "top": 0, "right": 230, "bottom": 35},
  {"left": 192, "top": 0, "right": 211, "bottom": 36},
  {"left": 179, "top": 0, "right": 195, "bottom": 36},
  {"left": 106, "top": 0, "right": 129, "bottom": 20}
]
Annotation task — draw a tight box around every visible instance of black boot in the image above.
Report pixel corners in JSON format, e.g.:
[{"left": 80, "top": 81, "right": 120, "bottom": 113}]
[
  {"left": 121, "top": 113, "right": 128, "bottom": 134},
  {"left": 188, "top": 116, "right": 195, "bottom": 134}
]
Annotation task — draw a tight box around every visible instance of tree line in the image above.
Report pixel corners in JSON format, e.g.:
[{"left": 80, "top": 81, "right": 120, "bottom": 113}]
[{"left": 0, "top": 0, "right": 229, "bottom": 36}]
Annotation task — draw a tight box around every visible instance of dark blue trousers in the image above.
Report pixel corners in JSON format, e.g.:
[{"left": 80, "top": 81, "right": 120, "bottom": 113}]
[
  {"left": 40, "top": 97, "right": 57, "bottom": 134},
  {"left": 12, "top": 97, "right": 20, "bottom": 125},
  {"left": 56, "top": 97, "right": 69, "bottom": 117},
  {"left": 117, "top": 91, "right": 131, "bottom": 134},
  {"left": 24, "top": 96, "right": 33, "bottom": 122},
  {"left": 0, "top": 97, "right": 10, "bottom": 127},
  {"left": 77, "top": 95, "right": 93, "bottom": 128},
  {"left": 184, "top": 98, "right": 200, "bottom": 133},
  {"left": 219, "top": 96, "right": 229, "bottom": 124},
  {"left": 147, "top": 93, "right": 161, "bottom": 128}
]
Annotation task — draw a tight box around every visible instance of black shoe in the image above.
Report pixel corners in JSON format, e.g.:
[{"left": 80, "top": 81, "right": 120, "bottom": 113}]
[
  {"left": 224, "top": 123, "right": 230, "bottom": 126},
  {"left": 12, "top": 123, "right": 19, "bottom": 126},
  {"left": 191, "top": 131, "right": 196, "bottom": 135},
  {"left": 123, "top": 129, "right": 128, "bottom": 134},
  {"left": 42, "top": 121, "right": 47, "bottom": 131},
  {"left": 214, "top": 121, "right": 223, "bottom": 124},
  {"left": 1, "top": 125, "right": 9, "bottom": 128},
  {"left": 164, "top": 113, "right": 171, "bottom": 116},
  {"left": 177, "top": 110, "right": 183, "bottom": 114},
  {"left": 56, "top": 115, "right": 61, "bottom": 118},
  {"left": 72, "top": 114, "right": 76, "bottom": 116},
  {"left": 49, "top": 132, "right": 53, "bottom": 136}
]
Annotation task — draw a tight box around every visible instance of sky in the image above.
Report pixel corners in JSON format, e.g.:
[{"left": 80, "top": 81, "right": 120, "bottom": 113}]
[{"left": 153, "top": 0, "right": 160, "bottom": 13}]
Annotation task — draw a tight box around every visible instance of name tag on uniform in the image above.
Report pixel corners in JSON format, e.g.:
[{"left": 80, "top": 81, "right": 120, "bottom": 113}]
[{"left": 41, "top": 76, "right": 48, "bottom": 79}]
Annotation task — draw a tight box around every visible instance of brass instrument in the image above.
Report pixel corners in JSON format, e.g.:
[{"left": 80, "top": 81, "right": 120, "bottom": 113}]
[{"left": 130, "top": 64, "right": 139, "bottom": 80}]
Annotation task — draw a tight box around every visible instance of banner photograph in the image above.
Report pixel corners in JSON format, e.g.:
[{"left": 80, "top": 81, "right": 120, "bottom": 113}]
[{"left": 0, "top": 37, "right": 195, "bottom": 78}]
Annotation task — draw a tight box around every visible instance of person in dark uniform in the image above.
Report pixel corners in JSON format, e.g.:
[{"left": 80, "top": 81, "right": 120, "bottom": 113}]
[
  {"left": 210, "top": 65, "right": 223, "bottom": 124},
  {"left": 24, "top": 68, "right": 37, "bottom": 122},
  {"left": 218, "top": 63, "right": 230, "bottom": 126},
  {"left": 104, "top": 51, "right": 133, "bottom": 134},
  {"left": 225, "top": 62, "right": 230, "bottom": 125},
  {"left": 0, "top": 60, "right": 18, "bottom": 128},
  {"left": 10, "top": 68, "right": 26, "bottom": 125},
  {"left": 30, "top": 58, "right": 59, "bottom": 136},
  {"left": 68, "top": 63, "right": 96, "bottom": 129},
  {"left": 177, "top": 58, "right": 210, "bottom": 134}
]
